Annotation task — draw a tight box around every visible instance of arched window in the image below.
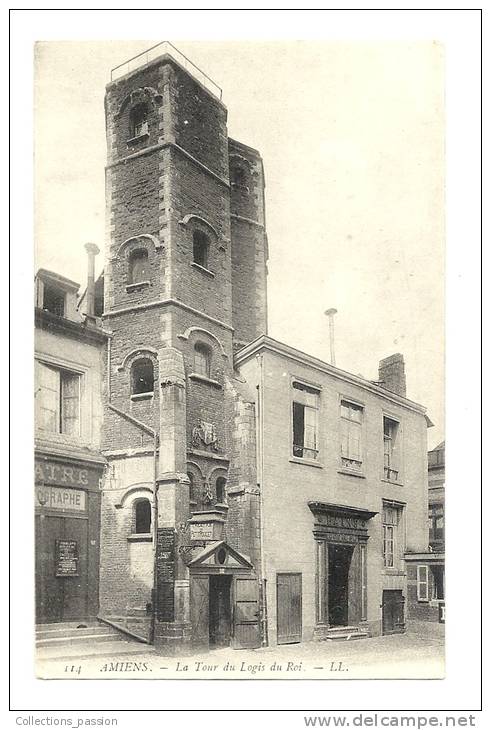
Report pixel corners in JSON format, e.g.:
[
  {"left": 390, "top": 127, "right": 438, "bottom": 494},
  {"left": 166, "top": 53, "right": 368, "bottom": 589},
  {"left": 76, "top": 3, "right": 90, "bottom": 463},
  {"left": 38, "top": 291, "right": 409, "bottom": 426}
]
[
  {"left": 129, "top": 249, "right": 149, "bottom": 284},
  {"left": 134, "top": 499, "right": 151, "bottom": 534},
  {"left": 131, "top": 358, "right": 154, "bottom": 395},
  {"left": 216, "top": 477, "right": 226, "bottom": 504},
  {"left": 194, "top": 343, "right": 211, "bottom": 378},
  {"left": 232, "top": 167, "right": 246, "bottom": 187},
  {"left": 187, "top": 472, "right": 196, "bottom": 503},
  {"left": 130, "top": 103, "right": 149, "bottom": 138},
  {"left": 193, "top": 230, "right": 209, "bottom": 269}
]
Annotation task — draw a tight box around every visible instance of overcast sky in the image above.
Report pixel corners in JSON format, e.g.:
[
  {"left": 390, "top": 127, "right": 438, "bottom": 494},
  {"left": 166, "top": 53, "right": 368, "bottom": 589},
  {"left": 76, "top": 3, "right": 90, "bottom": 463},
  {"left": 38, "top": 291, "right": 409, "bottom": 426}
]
[{"left": 34, "top": 40, "right": 445, "bottom": 447}]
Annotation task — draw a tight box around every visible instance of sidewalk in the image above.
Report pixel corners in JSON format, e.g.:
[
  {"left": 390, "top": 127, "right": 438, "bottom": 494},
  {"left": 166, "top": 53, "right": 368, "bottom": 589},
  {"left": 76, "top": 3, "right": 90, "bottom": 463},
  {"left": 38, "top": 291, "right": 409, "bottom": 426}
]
[{"left": 36, "top": 628, "right": 444, "bottom": 681}]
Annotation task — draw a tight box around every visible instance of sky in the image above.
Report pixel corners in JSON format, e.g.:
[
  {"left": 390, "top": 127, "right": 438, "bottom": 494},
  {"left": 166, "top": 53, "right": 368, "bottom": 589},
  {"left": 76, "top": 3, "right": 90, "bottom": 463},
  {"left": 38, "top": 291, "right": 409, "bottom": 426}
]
[{"left": 34, "top": 40, "right": 445, "bottom": 447}]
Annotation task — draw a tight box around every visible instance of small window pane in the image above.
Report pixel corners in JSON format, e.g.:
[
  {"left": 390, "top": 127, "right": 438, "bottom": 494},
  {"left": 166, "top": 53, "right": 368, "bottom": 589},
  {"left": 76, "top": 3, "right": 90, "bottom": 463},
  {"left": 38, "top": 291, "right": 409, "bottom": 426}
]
[
  {"left": 194, "top": 344, "right": 211, "bottom": 377},
  {"left": 193, "top": 231, "right": 209, "bottom": 268}
]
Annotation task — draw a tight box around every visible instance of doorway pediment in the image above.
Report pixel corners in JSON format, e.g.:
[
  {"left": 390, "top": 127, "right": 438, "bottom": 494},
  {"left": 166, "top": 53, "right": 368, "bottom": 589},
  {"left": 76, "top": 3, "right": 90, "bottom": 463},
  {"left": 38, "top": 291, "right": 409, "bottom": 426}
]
[{"left": 188, "top": 540, "right": 253, "bottom": 570}]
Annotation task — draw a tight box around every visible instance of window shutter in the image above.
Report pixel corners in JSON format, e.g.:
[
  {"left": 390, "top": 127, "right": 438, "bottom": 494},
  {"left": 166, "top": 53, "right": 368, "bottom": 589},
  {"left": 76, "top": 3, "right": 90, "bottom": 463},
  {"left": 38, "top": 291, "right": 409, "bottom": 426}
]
[{"left": 417, "top": 565, "right": 429, "bottom": 601}]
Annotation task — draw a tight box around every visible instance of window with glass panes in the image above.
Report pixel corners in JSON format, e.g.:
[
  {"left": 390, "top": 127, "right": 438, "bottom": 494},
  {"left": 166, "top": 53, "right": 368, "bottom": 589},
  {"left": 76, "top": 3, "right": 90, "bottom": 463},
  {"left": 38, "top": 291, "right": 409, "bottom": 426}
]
[
  {"left": 340, "top": 400, "right": 363, "bottom": 470},
  {"left": 382, "top": 502, "right": 403, "bottom": 568},
  {"left": 292, "top": 382, "right": 319, "bottom": 460},
  {"left": 194, "top": 343, "right": 211, "bottom": 378},
  {"left": 383, "top": 416, "right": 399, "bottom": 481},
  {"left": 35, "top": 361, "right": 80, "bottom": 436}
]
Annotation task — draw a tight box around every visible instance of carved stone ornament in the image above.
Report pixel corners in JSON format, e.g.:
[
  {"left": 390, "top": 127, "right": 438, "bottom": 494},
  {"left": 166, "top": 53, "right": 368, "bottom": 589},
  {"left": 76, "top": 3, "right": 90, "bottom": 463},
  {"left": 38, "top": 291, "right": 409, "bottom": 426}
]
[{"left": 192, "top": 420, "right": 219, "bottom": 451}]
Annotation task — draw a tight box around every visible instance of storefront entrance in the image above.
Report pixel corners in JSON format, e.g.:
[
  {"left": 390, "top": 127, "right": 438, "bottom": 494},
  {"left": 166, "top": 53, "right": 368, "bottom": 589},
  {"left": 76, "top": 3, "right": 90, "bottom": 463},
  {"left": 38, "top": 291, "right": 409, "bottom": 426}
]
[
  {"left": 328, "top": 544, "right": 354, "bottom": 627},
  {"left": 35, "top": 513, "right": 88, "bottom": 623},
  {"left": 209, "top": 575, "right": 232, "bottom": 647}
]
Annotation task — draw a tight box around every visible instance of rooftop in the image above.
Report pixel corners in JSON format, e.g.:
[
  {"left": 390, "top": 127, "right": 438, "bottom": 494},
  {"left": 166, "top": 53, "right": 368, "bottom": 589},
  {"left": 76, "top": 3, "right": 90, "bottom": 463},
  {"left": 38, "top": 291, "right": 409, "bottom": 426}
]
[{"left": 109, "top": 40, "right": 222, "bottom": 100}]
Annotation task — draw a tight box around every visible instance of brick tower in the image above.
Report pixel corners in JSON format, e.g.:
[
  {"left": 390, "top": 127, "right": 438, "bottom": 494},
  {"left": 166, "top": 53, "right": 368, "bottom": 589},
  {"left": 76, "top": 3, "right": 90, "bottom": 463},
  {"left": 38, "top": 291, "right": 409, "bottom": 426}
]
[{"left": 99, "top": 46, "right": 268, "bottom": 651}]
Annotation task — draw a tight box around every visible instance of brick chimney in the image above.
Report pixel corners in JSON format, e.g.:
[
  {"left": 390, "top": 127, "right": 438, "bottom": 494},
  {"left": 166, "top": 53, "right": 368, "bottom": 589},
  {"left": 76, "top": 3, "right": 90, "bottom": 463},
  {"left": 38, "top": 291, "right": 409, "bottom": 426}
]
[{"left": 378, "top": 353, "right": 406, "bottom": 397}]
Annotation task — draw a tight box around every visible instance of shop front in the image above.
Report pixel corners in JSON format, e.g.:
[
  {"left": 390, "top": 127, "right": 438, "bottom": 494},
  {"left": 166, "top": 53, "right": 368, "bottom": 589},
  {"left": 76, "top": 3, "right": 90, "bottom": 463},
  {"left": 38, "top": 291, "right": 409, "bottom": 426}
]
[{"left": 34, "top": 453, "right": 104, "bottom": 623}]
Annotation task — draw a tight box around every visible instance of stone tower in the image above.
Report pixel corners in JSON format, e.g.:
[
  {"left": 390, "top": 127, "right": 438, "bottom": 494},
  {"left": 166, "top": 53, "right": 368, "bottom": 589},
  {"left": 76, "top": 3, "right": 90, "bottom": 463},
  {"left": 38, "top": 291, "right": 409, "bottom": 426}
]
[{"left": 99, "top": 47, "right": 268, "bottom": 650}]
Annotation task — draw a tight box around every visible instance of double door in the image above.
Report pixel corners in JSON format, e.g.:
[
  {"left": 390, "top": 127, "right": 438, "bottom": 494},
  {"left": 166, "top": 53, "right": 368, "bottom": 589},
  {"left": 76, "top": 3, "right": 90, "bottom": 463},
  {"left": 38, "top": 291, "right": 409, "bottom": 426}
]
[
  {"left": 35, "top": 513, "right": 88, "bottom": 623},
  {"left": 382, "top": 590, "right": 405, "bottom": 634}
]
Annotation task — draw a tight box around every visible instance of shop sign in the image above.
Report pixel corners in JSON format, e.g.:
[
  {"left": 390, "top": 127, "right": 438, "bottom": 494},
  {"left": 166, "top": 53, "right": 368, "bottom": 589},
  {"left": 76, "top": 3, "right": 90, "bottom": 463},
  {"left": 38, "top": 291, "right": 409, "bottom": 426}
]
[
  {"left": 190, "top": 522, "right": 214, "bottom": 540},
  {"left": 55, "top": 539, "right": 79, "bottom": 577},
  {"left": 35, "top": 459, "right": 101, "bottom": 490},
  {"left": 35, "top": 485, "right": 86, "bottom": 512}
]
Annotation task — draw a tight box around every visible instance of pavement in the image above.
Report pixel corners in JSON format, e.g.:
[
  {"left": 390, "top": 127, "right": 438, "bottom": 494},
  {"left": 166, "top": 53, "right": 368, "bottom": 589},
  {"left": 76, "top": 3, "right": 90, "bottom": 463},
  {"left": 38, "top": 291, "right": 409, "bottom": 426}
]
[{"left": 36, "top": 622, "right": 444, "bottom": 680}]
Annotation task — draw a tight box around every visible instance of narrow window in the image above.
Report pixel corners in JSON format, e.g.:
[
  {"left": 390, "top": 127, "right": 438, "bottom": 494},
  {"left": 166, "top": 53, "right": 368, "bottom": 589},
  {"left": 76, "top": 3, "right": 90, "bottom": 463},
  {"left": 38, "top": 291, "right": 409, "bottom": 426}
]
[
  {"left": 430, "top": 565, "right": 445, "bottom": 600},
  {"left": 130, "top": 103, "right": 149, "bottom": 138},
  {"left": 35, "top": 362, "right": 80, "bottom": 436},
  {"left": 42, "top": 283, "right": 65, "bottom": 317},
  {"left": 232, "top": 167, "right": 246, "bottom": 187},
  {"left": 382, "top": 503, "right": 402, "bottom": 568},
  {"left": 216, "top": 477, "right": 226, "bottom": 503},
  {"left": 340, "top": 400, "right": 363, "bottom": 470},
  {"left": 131, "top": 358, "right": 154, "bottom": 395},
  {"left": 193, "top": 231, "right": 209, "bottom": 269},
  {"left": 194, "top": 343, "right": 211, "bottom": 378},
  {"left": 292, "top": 381, "right": 319, "bottom": 460},
  {"left": 129, "top": 249, "right": 149, "bottom": 284},
  {"left": 135, "top": 500, "right": 151, "bottom": 534},
  {"left": 417, "top": 565, "right": 429, "bottom": 601},
  {"left": 383, "top": 416, "right": 400, "bottom": 481},
  {"left": 429, "top": 503, "right": 444, "bottom": 548}
]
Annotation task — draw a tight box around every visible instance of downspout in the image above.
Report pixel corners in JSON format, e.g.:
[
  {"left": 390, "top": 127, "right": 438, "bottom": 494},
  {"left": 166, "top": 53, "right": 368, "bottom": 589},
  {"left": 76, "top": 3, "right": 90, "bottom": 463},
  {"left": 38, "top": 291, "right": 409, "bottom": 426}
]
[
  {"left": 104, "top": 339, "right": 159, "bottom": 644},
  {"left": 256, "top": 353, "right": 268, "bottom": 646}
]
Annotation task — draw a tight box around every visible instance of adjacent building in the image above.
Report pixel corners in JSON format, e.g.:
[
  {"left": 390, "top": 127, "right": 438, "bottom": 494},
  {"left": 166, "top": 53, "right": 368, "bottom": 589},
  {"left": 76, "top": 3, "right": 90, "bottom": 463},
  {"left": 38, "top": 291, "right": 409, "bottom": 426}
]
[
  {"left": 405, "top": 441, "right": 445, "bottom": 624},
  {"left": 34, "top": 259, "right": 108, "bottom": 624}
]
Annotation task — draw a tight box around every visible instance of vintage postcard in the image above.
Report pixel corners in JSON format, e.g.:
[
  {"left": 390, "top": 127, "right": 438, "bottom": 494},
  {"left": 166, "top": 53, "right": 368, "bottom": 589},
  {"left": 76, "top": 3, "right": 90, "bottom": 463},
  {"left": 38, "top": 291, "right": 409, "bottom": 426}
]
[{"left": 32, "top": 38, "right": 446, "bottom": 683}]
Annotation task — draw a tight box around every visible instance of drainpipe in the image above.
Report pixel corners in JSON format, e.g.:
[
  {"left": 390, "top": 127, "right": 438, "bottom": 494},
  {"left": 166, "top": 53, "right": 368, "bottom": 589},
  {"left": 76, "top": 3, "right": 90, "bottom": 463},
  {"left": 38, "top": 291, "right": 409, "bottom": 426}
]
[
  {"left": 84, "top": 242, "right": 100, "bottom": 325},
  {"left": 256, "top": 353, "right": 268, "bottom": 646}
]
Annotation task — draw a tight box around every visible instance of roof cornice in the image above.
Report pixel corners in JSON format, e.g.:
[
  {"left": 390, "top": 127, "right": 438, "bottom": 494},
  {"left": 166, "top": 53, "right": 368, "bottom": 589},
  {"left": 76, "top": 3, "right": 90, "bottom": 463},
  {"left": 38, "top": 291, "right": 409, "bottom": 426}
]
[{"left": 234, "top": 335, "right": 427, "bottom": 415}]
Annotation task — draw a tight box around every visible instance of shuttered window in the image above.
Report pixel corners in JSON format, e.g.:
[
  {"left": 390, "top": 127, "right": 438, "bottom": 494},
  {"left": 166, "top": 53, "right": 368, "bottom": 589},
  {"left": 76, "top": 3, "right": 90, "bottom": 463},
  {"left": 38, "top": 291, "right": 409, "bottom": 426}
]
[{"left": 417, "top": 565, "right": 429, "bottom": 601}]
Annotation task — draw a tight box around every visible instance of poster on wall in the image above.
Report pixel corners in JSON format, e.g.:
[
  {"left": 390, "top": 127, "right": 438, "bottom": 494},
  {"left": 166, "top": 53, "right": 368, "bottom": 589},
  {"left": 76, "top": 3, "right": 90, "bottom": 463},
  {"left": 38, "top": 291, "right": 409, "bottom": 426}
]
[{"left": 55, "top": 539, "right": 79, "bottom": 577}]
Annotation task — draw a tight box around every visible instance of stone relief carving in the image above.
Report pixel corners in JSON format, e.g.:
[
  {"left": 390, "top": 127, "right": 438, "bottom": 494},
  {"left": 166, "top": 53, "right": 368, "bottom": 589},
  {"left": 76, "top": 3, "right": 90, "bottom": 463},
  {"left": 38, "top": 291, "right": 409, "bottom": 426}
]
[{"left": 192, "top": 420, "right": 219, "bottom": 451}]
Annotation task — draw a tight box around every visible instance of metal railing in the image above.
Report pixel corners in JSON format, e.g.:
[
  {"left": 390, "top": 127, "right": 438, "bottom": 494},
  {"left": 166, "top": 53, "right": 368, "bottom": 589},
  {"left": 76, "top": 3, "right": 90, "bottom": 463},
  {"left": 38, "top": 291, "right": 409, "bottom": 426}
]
[{"left": 110, "top": 41, "right": 222, "bottom": 100}]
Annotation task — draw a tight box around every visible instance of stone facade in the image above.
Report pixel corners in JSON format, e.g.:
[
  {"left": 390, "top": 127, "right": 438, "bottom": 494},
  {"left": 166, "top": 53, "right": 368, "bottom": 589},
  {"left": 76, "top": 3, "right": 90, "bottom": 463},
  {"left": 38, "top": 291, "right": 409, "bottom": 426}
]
[{"left": 99, "top": 53, "right": 267, "bottom": 648}]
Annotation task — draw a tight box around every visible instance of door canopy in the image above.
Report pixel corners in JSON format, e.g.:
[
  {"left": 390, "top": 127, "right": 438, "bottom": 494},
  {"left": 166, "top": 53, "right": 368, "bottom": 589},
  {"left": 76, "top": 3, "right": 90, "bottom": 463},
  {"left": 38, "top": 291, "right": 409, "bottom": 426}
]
[
  {"left": 309, "top": 502, "right": 378, "bottom": 544},
  {"left": 188, "top": 540, "right": 254, "bottom": 571}
]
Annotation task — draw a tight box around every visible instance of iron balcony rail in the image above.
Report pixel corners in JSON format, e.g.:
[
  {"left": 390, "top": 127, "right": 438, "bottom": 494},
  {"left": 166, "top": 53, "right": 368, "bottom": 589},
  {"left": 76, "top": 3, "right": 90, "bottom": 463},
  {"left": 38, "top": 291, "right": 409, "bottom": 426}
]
[{"left": 110, "top": 40, "right": 222, "bottom": 100}]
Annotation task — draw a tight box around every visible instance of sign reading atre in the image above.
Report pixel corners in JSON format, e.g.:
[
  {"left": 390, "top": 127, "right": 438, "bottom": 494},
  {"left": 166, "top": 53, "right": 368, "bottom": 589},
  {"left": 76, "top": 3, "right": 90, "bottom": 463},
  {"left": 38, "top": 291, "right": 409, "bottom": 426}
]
[{"left": 35, "top": 485, "right": 86, "bottom": 512}]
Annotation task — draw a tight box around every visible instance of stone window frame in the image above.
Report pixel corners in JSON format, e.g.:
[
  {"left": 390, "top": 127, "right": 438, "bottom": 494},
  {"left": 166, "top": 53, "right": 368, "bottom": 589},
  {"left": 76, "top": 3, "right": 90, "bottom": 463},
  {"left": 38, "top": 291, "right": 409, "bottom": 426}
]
[
  {"left": 290, "top": 376, "right": 322, "bottom": 466},
  {"left": 382, "top": 499, "right": 406, "bottom": 574},
  {"left": 133, "top": 497, "right": 152, "bottom": 535},
  {"left": 178, "top": 214, "right": 224, "bottom": 275},
  {"left": 128, "top": 247, "right": 149, "bottom": 287},
  {"left": 186, "top": 462, "right": 205, "bottom": 509},
  {"left": 208, "top": 466, "right": 228, "bottom": 506},
  {"left": 382, "top": 411, "right": 404, "bottom": 485},
  {"left": 185, "top": 330, "right": 223, "bottom": 389},
  {"left": 35, "top": 353, "right": 89, "bottom": 445},
  {"left": 129, "top": 102, "right": 150, "bottom": 140},
  {"left": 337, "top": 394, "right": 366, "bottom": 478},
  {"left": 115, "top": 484, "right": 154, "bottom": 543},
  {"left": 229, "top": 153, "right": 253, "bottom": 193}
]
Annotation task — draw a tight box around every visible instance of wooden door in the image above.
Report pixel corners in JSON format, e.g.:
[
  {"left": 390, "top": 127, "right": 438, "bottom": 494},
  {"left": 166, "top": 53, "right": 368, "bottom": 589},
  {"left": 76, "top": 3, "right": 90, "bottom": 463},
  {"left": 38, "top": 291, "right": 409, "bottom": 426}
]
[
  {"left": 232, "top": 576, "right": 261, "bottom": 649},
  {"left": 209, "top": 575, "right": 232, "bottom": 647},
  {"left": 36, "top": 514, "right": 64, "bottom": 622},
  {"left": 190, "top": 575, "right": 210, "bottom": 649},
  {"left": 277, "top": 573, "right": 302, "bottom": 644},
  {"left": 382, "top": 590, "right": 405, "bottom": 635},
  {"left": 61, "top": 517, "right": 88, "bottom": 621}
]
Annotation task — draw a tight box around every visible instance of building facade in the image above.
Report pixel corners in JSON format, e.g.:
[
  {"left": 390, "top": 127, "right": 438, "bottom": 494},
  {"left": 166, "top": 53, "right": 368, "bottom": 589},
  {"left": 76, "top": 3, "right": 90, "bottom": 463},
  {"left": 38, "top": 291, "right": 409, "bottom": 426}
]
[
  {"left": 34, "top": 265, "right": 107, "bottom": 623},
  {"left": 405, "top": 441, "right": 445, "bottom": 624}
]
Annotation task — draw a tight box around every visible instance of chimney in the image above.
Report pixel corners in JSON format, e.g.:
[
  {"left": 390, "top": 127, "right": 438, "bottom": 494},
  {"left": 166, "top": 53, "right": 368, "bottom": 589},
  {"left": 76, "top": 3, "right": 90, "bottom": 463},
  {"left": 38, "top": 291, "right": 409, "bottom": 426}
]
[
  {"left": 324, "top": 308, "right": 338, "bottom": 366},
  {"left": 84, "top": 242, "right": 100, "bottom": 323},
  {"left": 378, "top": 353, "right": 406, "bottom": 397}
]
